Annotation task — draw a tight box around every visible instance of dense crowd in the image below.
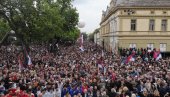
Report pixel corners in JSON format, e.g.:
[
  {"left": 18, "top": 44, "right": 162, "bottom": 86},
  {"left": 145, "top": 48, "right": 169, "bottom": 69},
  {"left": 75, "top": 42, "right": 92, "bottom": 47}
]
[{"left": 0, "top": 41, "right": 170, "bottom": 97}]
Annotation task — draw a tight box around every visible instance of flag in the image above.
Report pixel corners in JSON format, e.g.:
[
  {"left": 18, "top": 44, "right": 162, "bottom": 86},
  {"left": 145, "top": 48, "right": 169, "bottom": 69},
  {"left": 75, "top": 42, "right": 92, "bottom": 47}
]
[
  {"left": 27, "top": 55, "right": 32, "bottom": 65},
  {"left": 102, "top": 50, "right": 104, "bottom": 57},
  {"left": 98, "top": 51, "right": 104, "bottom": 74},
  {"left": 98, "top": 64, "right": 103, "bottom": 75},
  {"left": 126, "top": 53, "right": 135, "bottom": 63},
  {"left": 79, "top": 33, "right": 84, "bottom": 51},
  {"left": 153, "top": 50, "right": 162, "bottom": 61},
  {"left": 79, "top": 46, "right": 84, "bottom": 52},
  {"left": 153, "top": 51, "right": 158, "bottom": 59},
  {"left": 104, "top": 66, "right": 107, "bottom": 75},
  {"left": 98, "top": 64, "right": 103, "bottom": 68},
  {"left": 20, "top": 44, "right": 32, "bottom": 67},
  {"left": 81, "top": 34, "right": 83, "bottom": 46},
  {"left": 18, "top": 54, "right": 22, "bottom": 72},
  {"left": 156, "top": 53, "right": 162, "bottom": 61},
  {"left": 121, "top": 57, "right": 127, "bottom": 64}
]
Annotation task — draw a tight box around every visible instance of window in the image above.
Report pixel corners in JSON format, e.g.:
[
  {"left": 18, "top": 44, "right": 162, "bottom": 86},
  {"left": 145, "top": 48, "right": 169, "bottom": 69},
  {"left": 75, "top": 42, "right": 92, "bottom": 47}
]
[
  {"left": 161, "top": 19, "right": 167, "bottom": 31},
  {"left": 163, "top": 11, "right": 167, "bottom": 14},
  {"left": 131, "top": 19, "right": 136, "bottom": 31},
  {"left": 129, "top": 43, "right": 136, "bottom": 48},
  {"left": 131, "top": 11, "right": 136, "bottom": 14},
  {"left": 147, "top": 43, "right": 154, "bottom": 50},
  {"left": 149, "top": 19, "right": 155, "bottom": 31},
  {"left": 151, "top": 11, "right": 155, "bottom": 14},
  {"left": 160, "top": 43, "right": 167, "bottom": 52},
  {"left": 120, "top": 11, "right": 123, "bottom": 15}
]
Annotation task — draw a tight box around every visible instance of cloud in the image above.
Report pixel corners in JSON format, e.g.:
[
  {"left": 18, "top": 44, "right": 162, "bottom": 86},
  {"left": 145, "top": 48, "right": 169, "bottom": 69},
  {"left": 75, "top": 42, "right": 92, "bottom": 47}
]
[
  {"left": 72, "top": 0, "right": 110, "bottom": 33},
  {"left": 72, "top": 0, "right": 88, "bottom": 5}
]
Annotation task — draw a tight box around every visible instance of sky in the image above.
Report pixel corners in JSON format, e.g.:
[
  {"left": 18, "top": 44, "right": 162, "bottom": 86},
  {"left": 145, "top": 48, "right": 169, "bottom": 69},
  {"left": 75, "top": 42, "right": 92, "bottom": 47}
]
[{"left": 72, "top": 0, "right": 110, "bottom": 33}]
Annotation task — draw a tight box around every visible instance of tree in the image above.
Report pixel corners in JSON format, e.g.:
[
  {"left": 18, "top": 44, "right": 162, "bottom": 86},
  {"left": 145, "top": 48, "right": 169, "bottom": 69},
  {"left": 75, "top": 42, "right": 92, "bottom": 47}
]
[
  {"left": 0, "top": 19, "right": 10, "bottom": 40},
  {"left": 88, "top": 33, "right": 94, "bottom": 42},
  {"left": 88, "top": 28, "right": 99, "bottom": 42},
  {"left": 81, "top": 32, "right": 88, "bottom": 40},
  {"left": 0, "top": 0, "right": 79, "bottom": 44}
]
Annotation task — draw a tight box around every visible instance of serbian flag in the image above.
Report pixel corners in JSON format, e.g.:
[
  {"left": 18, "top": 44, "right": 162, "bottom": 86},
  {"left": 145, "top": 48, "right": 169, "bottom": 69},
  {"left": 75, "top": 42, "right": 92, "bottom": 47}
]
[
  {"left": 126, "top": 54, "right": 135, "bottom": 63},
  {"left": 156, "top": 53, "right": 162, "bottom": 61},
  {"left": 154, "top": 50, "right": 162, "bottom": 61},
  {"left": 22, "top": 45, "right": 32, "bottom": 67},
  {"left": 153, "top": 51, "right": 159, "bottom": 59}
]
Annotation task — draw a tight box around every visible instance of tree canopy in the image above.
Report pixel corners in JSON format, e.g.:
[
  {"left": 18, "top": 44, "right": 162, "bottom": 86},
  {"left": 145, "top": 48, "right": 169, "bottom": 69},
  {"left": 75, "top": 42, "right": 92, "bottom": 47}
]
[
  {"left": 88, "top": 28, "right": 99, "bottom": 42},
  {"left": 0, "top": 0, "right": 79, "bottom": 44}
]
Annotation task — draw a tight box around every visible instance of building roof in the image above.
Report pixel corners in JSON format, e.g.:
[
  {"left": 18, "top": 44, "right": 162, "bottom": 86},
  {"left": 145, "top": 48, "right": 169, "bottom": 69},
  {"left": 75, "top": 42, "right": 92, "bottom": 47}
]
[
  {"left": 115, "top": 0, "right": 170, "bottom": 7},
  {"left": 100, "top": 0, "right": 170, "bottom": 24}
]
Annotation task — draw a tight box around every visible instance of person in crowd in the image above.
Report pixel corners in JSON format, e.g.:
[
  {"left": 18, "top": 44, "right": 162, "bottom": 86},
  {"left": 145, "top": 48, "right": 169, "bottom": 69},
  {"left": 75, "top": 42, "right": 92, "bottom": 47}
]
[{"left": 0, "top": 42, "right": 170, "bottom": 97}]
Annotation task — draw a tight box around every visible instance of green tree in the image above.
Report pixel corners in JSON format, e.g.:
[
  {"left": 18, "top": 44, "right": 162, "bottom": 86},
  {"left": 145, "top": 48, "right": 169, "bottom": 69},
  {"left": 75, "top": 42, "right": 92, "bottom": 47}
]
[
  {"left": 88, "top": 28, "right": 99, "bottom": 42},
  {"left": 81, "top": 32, "right": 88, "bottom": 40},
  {"left": 88, "top": 33, "right": 94, "bottom": 42},
  {"left": 0, "top": 19, "right": 10, "bottom": 40},
  {"left": 0, "top": 0, "right": 79, "bottom": 44}
]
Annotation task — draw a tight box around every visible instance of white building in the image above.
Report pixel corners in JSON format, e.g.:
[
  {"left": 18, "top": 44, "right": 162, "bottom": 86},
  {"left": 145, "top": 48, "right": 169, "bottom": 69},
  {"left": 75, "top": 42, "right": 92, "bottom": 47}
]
[{"left": 94, "top": 29, "right": 100, "bottom": 45}]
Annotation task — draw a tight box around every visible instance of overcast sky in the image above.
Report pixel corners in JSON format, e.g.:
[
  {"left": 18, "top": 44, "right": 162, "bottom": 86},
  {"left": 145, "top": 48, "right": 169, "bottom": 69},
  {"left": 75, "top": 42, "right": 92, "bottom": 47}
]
[{"left": 72, "top": 0, "right": 110, "bottom": 33}]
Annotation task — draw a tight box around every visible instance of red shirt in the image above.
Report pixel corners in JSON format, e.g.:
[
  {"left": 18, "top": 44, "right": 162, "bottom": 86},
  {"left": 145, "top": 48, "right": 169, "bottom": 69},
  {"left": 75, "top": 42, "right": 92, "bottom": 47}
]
[{"left": 5, "top": 90, "right": 34, "bottom": 97}]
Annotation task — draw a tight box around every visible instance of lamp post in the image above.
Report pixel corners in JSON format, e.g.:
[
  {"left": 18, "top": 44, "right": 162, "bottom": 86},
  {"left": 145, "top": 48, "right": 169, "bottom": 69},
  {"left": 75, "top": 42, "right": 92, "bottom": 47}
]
[
  {"left": 78, "top": 20, "right": 85, "bottom": 28},
  {"left": 77, "top": 20, "right": 85, "bottom": 50}
]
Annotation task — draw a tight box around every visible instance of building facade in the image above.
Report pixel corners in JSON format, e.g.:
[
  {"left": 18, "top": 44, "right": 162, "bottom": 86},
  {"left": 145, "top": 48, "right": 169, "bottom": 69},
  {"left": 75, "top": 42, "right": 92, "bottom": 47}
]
[
  {"left": 100, "top": 0, "right": 170, "bottom": 52},
  {"left": 94, "top": 29, "right": 100, "bottom": 45}
]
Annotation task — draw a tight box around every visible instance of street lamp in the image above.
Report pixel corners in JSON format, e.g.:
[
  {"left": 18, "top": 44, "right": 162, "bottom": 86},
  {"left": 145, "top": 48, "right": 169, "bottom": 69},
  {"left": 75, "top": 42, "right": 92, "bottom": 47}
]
[
  {"left": 78, "top": 20, "right": 85, "bottom": 28},
  {"left": 77, "top": 20, "right": 85, "bottom": 51}
]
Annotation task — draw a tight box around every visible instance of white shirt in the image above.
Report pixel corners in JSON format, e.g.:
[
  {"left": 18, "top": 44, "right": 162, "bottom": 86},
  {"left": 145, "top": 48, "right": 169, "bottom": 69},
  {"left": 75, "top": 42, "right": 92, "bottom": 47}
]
[
  {"left": 42, "top": 91, "right": 54, "bottom": 97},
  {"left": 56, "top": 89, "right": 61, "bottom": 97}
]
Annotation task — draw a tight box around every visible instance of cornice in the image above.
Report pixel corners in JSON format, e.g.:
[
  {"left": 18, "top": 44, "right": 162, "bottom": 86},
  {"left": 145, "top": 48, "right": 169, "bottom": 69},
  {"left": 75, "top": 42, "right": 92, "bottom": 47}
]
[
  {"left": 100, "top": 7, "right": 118, "bottom": 25},
  {"left": 100, "top": 31, "right": 170, "bottom": 36},
  {"left": 101, "top": 30, "right": 170, "bottom": 32},
  {"left": 102, "top": 35, "right": 170, "bottom": 37},
  {"left": 119, "top": 38, "right": 170, "bottom": 40},
  {"left": 100, "top": 6, "right": 170, "bottom": 25},
  {"left": 118, "top": 15, "right": 170, "bottom": 18}
]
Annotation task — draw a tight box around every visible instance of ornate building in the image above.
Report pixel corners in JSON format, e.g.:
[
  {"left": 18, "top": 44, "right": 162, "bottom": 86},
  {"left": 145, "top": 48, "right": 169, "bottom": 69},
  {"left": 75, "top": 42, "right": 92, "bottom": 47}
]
[{"left": 100, "top": 0, "right": 170, "bottom": 52}]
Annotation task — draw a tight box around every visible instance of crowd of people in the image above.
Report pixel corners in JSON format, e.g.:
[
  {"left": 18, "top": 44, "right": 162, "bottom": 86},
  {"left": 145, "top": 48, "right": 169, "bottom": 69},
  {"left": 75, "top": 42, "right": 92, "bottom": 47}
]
[{"left": 0, "top": 41, "right": 170, "bottom": 97}]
